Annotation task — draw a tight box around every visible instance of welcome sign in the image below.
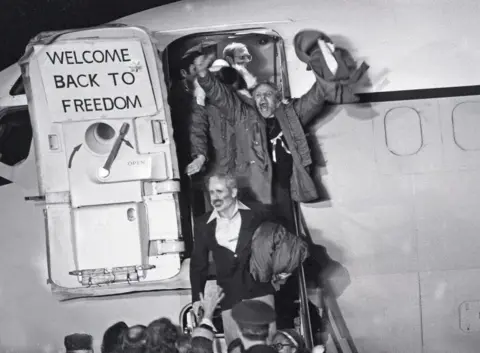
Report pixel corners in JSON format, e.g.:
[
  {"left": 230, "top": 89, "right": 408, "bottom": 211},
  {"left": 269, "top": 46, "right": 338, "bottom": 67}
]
[{"left": 37, "top": 40, "right": 158, "bottom": 121}]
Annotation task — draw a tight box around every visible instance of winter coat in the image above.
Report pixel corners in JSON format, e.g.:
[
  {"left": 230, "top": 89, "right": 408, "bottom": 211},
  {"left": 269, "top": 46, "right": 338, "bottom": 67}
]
[
  {"left": 249, "top": 222, "right": 309, "bottom": 289},
  {"left": 190, "top": 101, "right": 237, "bottom": 175},
  {"left": 197, "top": 62, "right": 325, "bottom": 204}
]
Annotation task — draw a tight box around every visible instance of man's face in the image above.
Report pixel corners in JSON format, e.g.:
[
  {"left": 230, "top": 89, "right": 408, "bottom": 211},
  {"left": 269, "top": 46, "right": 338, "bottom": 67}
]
[
  {"left": 183, "top": 63, "right": 197, "bottom": 82},
  {"left": 253, "top": 84, "right": 279, "bottom": 118},
  {"left": 233, "top": 46, "right": 252, "bottom": 67},
  {"left": 208, "top": 176, "right": 237, "bottom": 213}
]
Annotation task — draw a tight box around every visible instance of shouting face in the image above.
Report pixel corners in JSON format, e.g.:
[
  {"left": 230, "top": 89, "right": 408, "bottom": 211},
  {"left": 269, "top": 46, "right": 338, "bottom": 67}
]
[
  {"left": 253, "top": 83, "right": 279, "bottom": 118},
  {"left": 208, "top": 176, "right": 237, "bottom": 214}
]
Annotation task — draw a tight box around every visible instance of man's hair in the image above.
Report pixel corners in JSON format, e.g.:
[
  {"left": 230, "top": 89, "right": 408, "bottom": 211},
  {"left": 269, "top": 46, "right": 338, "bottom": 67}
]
[
  {"left": 223, "top": 42, "right": 247, "bottom": 60},
  {"left": 251, "top": 81, "right": 281, "bottom": 97},
  {"left": 145, "top": 318, "right": 180, "bottom": 353},
  {"left": 237, "top": 322, "right": 270, "bottom": 342},
  {"left": 206, "top": 172, "right": 238, "bottom": 191},
  {"left": 180, "top": 51, "right": 202, "bottom": 73},
  {"left": 101, "top": 321, "right": 128, "bottom": 353}
]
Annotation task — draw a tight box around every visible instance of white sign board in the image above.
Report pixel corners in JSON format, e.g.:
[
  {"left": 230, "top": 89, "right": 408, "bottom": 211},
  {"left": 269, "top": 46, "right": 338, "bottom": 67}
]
[{"left": 36, "top": 40, "right": 158, "bottom": 121}]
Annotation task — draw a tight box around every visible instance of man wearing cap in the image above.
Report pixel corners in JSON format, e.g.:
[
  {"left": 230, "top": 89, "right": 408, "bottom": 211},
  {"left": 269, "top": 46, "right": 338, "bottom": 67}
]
[
  {"left": 231, "top": 300, "right": 277, "bottom": 353},
  {"left": 193, "top": 29, "right": 368, "bottom": 229},
  {"left": 190, "top": 172, "right": 275, "bottom": 346},
  {"left": 64, "top": 333, "right": 94, "bottom": 353}
]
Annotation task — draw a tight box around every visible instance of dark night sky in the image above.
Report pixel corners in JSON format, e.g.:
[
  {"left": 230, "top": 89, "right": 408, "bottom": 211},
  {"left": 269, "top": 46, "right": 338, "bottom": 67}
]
[{"left": 0, "top": 0, "right": 178, "bottom": 70}]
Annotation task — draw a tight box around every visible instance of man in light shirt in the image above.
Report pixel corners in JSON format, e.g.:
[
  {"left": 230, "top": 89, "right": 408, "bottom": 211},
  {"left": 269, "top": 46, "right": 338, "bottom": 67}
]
[{"left": 190, "top": 172, "right": 276, "bottom": 346}]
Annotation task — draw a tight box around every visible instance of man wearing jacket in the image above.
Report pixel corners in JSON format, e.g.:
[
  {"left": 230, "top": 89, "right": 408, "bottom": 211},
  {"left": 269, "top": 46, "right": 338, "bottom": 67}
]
[
  {"left": 190, "top": 172, "right": 275, "bottom": 346},
  {"left": 186, "top": 60, "right": 249, "bottom": 178},
  {"left": 193, "top": 29, "right": 365, "bottom": 229},
  {"left": 186, "top": 42, "right": 257, "bottom": 178}
]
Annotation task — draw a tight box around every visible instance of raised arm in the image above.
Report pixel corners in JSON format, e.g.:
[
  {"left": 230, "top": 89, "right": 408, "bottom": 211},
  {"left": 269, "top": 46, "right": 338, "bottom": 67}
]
[
  {"left": 195, "top": 54, "right": 248, "bottom": 123},
  {"left": 292, "top": 49, "right": 330, "bottom": 126}
]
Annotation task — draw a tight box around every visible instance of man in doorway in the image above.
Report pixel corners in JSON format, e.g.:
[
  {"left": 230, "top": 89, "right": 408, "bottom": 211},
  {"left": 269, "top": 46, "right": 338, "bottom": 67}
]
[
  {"left": 189, "top": 172, "right": 275, "bottom": 346},
  {"left": 193, "top": 29, "right": 366, "bottom": 229},
  {"left": 186, "top": 60, "right": 248, "bottom": 178},
  {"left": 169, "top": 42, "right": 217, "bottom": 217}
]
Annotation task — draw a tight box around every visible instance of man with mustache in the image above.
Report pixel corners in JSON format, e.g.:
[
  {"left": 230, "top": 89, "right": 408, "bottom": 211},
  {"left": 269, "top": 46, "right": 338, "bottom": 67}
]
[{"left": 189, "top": 172, "right": 275, "bottom": 346}]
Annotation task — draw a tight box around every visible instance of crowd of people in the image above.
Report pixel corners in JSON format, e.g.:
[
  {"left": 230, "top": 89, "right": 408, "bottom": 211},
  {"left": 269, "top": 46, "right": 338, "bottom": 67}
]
[{"left": 62, "top": 287, "right": 323, "bottom": 353}]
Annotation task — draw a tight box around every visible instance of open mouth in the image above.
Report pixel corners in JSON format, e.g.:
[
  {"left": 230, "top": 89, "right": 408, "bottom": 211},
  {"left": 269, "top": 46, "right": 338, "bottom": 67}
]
[{"left": 259, "top": 103, "right": 269, "bottom": 110}]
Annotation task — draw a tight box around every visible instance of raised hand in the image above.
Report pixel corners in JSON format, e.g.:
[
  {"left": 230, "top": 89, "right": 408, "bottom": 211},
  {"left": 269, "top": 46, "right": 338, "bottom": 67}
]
[
  {"left": 185, "top": 155, "right": 206, "bottom": 176},
  {"left": 194, "top": 53, "right": 216, "bottom": 77},
  {"left": 199, "top": 286, "right": 225, "bottom": 321}
]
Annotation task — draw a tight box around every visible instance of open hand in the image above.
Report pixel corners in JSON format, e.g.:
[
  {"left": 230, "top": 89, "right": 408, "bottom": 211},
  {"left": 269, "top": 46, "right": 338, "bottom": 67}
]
[
  {"left": 199, "top": 287, "right": 225, "bottom": 321},
  {"left": 186, "top": 155, "right": 206, "bottom": 176},
  {"left": 194, "top": 53, "right": 216, "bottom": 77}
]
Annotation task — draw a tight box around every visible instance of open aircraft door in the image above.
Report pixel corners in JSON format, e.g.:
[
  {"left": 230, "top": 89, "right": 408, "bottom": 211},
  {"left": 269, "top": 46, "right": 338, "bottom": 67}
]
[{"left": 20, "top": 25, "right": 191, "bottom": 300}]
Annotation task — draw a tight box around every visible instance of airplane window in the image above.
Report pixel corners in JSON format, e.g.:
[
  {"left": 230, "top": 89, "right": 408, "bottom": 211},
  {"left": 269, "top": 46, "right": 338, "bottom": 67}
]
[
  {"left": 9, "top": 76, "right": 25, "bottom": 96},
  {"left": 0, "top": 108, "right": 32, "bottom": 166}
]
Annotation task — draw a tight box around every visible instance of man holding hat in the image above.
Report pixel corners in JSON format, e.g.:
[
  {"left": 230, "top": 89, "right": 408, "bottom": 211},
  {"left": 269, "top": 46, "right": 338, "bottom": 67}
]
[
  {"left": 231, "top": 300, "right": 278, "bottom": 353},
  {"left": 64, "top": 333, "right": 94, "bottom": 353},
  {"left": 193, "top": 29, "right": 368, "bottom": 229}
]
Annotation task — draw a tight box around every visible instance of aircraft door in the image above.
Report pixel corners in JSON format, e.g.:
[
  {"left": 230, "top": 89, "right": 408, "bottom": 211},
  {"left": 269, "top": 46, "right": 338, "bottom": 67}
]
[{"left": 20, "top": 25, "right": 187, "bottom": 299}]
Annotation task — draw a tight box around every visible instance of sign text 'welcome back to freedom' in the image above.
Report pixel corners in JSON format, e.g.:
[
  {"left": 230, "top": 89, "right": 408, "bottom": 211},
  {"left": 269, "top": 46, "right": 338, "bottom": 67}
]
[{"left": 37, "top": 40, "right": 157, "bottom": 121}]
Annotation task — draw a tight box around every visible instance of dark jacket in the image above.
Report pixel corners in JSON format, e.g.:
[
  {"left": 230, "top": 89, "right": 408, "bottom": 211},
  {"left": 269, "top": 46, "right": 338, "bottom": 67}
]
[
  {"left": 197, "top": 50, "right": 329, "bottom": 204},
  {"left": 190, "top": 100, "right": 237, "bottom": 175},
  {"left": 190, "top": 209, "right": 275, "bottom": 311}
]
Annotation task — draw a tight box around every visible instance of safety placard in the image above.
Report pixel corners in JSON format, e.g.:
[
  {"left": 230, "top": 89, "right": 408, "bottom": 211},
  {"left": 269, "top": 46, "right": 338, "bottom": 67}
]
[{"left": 36, "top": 40, "right": 157, "bottom": 121}]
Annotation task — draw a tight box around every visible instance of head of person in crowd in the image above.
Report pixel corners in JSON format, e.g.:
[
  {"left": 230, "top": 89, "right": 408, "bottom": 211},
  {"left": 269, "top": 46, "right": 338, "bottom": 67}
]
[
  {"left": 175, "top": 333, "right": 192, "bottom": 353},
  {"left": 145, "top": 317, "right": 180, "bottom": 353},
  {"left": 102, "top": 321, "right": 128, "bottom": 353},
  {"left": 271, "top": 329, "right": 307, "bottom": 353},
  {"left": 231, "top": 300, "right": 276, "bottom": 347},
  {"left": 207, "top": 172, "right": 238, "bottom": 217},
  {"left": 251, "top": 81, "right": 282, "bottom": 118},
  {"left": 64, "top": 333, "right": 94, "bottom": 353},
  {"left": 123, "top": 324, "right": 148, "bottom": 353},
  {"left": 223, "top": 42, "right": 258, "bottom": 89}
]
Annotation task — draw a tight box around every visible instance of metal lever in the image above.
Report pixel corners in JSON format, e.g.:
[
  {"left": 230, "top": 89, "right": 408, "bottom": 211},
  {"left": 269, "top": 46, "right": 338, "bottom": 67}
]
[{"left": 99, "top": 123, "right": 129, "bottom": 178}]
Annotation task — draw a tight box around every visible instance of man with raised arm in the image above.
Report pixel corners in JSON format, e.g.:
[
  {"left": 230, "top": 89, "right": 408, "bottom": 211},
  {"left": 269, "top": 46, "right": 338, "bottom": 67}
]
[{"left": 193, "top": 29, "right": 367, "bottom": 229}]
